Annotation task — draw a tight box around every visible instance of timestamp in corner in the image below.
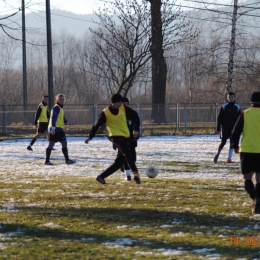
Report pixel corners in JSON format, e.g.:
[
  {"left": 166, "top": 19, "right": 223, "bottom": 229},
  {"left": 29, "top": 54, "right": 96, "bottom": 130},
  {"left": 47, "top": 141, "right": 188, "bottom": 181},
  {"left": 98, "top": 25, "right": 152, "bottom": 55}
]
[{"left": 229, "top": 236, "right": 259, "bottom": 246}]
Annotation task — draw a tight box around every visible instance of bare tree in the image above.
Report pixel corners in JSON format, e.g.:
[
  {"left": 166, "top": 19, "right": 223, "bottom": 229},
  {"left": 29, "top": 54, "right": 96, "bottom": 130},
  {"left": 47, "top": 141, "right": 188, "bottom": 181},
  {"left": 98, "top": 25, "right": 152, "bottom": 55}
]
[
  {"left": 89, "top": 0, "right": 194, "bottom": 121},
  {"left": 226, "top": 0, "right": 238, "bottom": 96},
  {"left": 147, "top": 0, "right": 197, "bottom": 121},
  {"left": 88, "top": 0, "right": 152, "bottom": 99},
  {"left": 147, "top": 0, "right": 167, "bottom": 121}
]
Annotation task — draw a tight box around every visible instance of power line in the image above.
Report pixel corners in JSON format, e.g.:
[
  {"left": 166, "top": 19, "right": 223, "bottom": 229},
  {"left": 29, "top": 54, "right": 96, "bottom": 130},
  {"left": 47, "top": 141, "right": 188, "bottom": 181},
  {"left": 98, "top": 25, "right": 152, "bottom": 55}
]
[
  {"left": 181, "top": 0, "right": 260, "bottom": 9},
  {"left": 97, "top": 0, "right": 260, "bottom": 18},
  {"left": 2, "top": 1, "right": 259, "bottom": 39},
  {"left": 27, "top": 8, "right": 96, "bottom": 23},
  {"left": 48, "top": 12, "right": 95, "bottom": 23},
  {"left": 179, "top": 13, "right": 260, "bottom": 29},
  {"left": 42, "top": 6, "right": 260, "bottom": 30},
  {"left": 173, "top": 3, "right": 260, "bottom": 18},
  {"left": 47, "top": 9, "right": 260, "bottom": 30},
  {"left": 179, "top": 0, "right": 233, "bottom": 8}
]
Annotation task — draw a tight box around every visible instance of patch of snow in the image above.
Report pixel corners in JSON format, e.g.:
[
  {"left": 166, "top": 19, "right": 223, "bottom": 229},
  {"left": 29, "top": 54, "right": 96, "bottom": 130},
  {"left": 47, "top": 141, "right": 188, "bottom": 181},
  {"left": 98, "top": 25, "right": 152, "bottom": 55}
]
[
  {"left": 157, "top": 248, "right": 187, "bottom": 255},
  {"left": 193, "top": 248, "right": 216, "bottom": 253},
  {"left": 0, "top": 135, "right": 241, "bottom": 180}
]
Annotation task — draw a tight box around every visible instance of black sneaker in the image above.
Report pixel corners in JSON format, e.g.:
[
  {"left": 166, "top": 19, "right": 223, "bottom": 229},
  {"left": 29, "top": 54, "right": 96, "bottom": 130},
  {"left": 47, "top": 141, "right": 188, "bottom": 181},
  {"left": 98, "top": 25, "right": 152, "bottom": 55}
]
[
  {"left": 27, "top": 145, "right": 33, "bottom": 151},
  {"left": 252, "top": 198, "right": 260, "bottom": 214},
  {"left": 214, "top": 154, "right": 219, "bottom": 163},
  {"left": 133, "top": 176, "right": 141, "bottom": 184},
  {"left": 126, "top": 176, "right": 132, "bottom": 181},
  {"left": 66, "top": 159, "right": 74, "bottom": 164},
  {"left": 96, "top": 175, "right": 106, "bottom": 184},
  {"left": 45, "top": 161, "right": 53, "bottom": 166}
]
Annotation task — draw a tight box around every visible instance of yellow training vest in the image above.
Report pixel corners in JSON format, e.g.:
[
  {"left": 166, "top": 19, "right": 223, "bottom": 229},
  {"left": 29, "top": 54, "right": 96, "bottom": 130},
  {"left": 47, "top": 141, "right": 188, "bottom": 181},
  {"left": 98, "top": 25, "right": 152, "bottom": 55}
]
[
  {"left": 103, "top": 105, "right": 130, "bottom": 137},
  {"left": 240, "top": 107, "right": 260, "bottom": 153},
  {"left": 38, "top": 103, "right": 48, "bottom": 123},
  {"left": 49, "top": 104, "right": 64, "bottom": 129}
]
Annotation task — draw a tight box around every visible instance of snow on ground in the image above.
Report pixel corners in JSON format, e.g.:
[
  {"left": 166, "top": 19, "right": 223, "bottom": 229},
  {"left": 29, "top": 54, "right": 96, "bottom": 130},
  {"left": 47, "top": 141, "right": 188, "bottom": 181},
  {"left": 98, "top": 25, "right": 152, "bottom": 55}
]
[
  {"left": 0, "top": 135, "right": 256, "bottom": 258},
  {"left": 0, "top": 134, "right": 241, "bottom": 180}
]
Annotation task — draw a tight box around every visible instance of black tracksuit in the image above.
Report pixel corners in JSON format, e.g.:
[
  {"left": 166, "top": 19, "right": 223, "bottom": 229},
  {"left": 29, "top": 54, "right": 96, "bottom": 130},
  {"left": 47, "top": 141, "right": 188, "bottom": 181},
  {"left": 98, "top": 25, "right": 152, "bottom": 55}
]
[{"left": 217, "top": 101, "right": 241, "bottom": 151}]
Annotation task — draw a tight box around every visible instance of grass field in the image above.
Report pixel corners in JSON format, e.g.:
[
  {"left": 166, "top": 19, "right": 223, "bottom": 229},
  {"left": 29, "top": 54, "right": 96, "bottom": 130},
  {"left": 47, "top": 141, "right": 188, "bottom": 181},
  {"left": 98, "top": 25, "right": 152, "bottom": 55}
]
[
  {"left": 1, "top": 177, "right": 260, "bottom": 259},
  {"left": 0, "top": 136, "right": 260, "bottom": 259}
]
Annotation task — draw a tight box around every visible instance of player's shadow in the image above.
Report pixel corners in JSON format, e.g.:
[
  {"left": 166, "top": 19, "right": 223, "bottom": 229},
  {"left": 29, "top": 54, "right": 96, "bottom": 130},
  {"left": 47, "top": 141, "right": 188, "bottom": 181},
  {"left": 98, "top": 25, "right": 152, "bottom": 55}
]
[{"left": 1, "top": 206, "right": 259, "bottom": 258}]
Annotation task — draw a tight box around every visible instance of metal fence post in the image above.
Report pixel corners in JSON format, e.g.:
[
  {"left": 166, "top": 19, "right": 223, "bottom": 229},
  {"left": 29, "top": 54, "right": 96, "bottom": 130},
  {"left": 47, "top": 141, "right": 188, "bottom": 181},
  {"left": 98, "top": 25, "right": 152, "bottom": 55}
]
[
  {"left": 158, "top": 104, "right": 160, "bottom": 123},
  {"left": 184, "top": 105, "right": 187, "bottom": 135},
  {"left": 93, "top": 104, "right": 97, "bottom": 123},
  {"left": 215, "top": 103, "right": 218, "bottom": 128},
  {"left": 176, "top": 103, "right": 179, "bottom": 130},
  {"left": 3, "top": 105, "right": 7, "bottom": 134},
  {"left": 139, "top": 106, "right": 143, "bottom": 136}
]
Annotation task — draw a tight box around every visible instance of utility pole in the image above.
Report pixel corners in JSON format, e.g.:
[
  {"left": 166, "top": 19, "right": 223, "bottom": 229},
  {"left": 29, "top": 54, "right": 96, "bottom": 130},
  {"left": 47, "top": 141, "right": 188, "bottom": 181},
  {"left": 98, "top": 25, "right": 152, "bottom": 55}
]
[
  {"left": 188, "top": 10, "right": 192, "bottom": 105},
  {"left": 46, "top": 0, "right": 54, "bottom": 110},
  {"left": 22, "top": 0, "right": 28, "bottom": 125},
  {"left": 226, "top": 0, "right": 238, "bottom": 98}
]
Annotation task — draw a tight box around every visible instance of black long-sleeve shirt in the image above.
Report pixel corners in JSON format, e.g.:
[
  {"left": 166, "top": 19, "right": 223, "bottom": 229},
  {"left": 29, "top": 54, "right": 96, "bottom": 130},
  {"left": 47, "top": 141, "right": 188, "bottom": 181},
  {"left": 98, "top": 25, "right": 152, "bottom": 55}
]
[
  {"left": 88, "top": 105, "right": 140, "bottom": 140},
  {"left": 217, "top": 101, "right": 241, "bottom": 135}
]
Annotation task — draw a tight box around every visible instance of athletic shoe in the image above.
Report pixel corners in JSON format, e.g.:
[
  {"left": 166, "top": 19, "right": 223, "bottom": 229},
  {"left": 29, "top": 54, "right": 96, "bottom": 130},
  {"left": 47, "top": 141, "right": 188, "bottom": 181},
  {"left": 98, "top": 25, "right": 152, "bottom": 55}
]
[
  {"left": 27, "top": 145, "right": 33, "bottom": 151},
  {"left": 252, "top": 198, "right": 260, "bottom": 214},
  {"left": 213, "top": 154, "right": 219, "bottom": 163},
  {"left": 126, "top": 176, "right": 132, "bottom": 181},
  {"left": 45, "top": 161, "right": 53, "bottom": 166},
  {"left": 133, "top": 176, "right": 141, "bottom": 184},
  {"left": 96, "top": 175, "right": 106, "bottom": 184},
  {"left": 66, "top": 159, "right": 74, "bottom": 164},
  {"left": 227, "top": 159, "right": 234, "bottom": 163}
]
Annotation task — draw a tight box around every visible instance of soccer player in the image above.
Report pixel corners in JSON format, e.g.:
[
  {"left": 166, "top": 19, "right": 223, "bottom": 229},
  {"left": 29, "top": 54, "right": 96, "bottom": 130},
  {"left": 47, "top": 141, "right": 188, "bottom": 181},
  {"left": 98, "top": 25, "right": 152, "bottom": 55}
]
[
  {"left": 114, "top": 97, "right": 139, "bottom": 181},
  {"left": 214, "top": 92, "right": 241, "bottom": 163},
  {"left": 85, "top": 94, "right": 141, "bottom": 184},
  {"left": 45, "top": 94, "right": 74, "bottom": 165},
  {"left": 231, "top": 92, "right": 260, "bottom": 214},
  {"left": 27, "top": 95, "right": 49, "bottom": 151}
]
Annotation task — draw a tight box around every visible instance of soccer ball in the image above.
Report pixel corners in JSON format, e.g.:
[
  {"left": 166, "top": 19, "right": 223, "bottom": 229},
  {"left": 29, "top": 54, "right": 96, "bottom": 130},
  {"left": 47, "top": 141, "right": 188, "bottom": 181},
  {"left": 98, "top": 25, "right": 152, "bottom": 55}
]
[{"left": 146, "top": 166, "right": 158, "bottom": 178}]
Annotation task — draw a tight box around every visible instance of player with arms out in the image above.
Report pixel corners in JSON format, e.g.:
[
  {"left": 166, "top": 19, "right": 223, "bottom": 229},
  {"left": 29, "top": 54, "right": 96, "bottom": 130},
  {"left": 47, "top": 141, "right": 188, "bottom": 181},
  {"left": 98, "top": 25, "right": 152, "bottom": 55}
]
[{"left": 85, "top": 94, "right": 141, "bottom": 184}]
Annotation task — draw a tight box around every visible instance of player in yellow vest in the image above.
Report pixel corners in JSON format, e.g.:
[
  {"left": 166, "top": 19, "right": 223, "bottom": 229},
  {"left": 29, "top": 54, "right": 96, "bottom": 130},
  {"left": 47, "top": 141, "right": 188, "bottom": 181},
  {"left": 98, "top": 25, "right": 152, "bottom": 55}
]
[
  {"left": 85, "top": 93, "right": 141, "bottom": 184},
  {"left": 27, "top": 95, "right": 50, "bottom": 151},
  {"left": 112, "top": 97, "right": 139, "bottom": 181},
  {"left": 231, "top": 92, "right": 260, "bottom": 214},
  {"left": 45, "top": 94, "right": 74, "bottom": 165}
]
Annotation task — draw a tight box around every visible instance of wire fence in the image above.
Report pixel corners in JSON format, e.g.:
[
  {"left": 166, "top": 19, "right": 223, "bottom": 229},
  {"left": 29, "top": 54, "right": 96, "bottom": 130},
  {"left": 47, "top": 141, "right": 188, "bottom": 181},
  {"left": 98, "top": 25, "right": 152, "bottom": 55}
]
[{"left": 0, "top": 103, "right": 249, "bottom": 136}]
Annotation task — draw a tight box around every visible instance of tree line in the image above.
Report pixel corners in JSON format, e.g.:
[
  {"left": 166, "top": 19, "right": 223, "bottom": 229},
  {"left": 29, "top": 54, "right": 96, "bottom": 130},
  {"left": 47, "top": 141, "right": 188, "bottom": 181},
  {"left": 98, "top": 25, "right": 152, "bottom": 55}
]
[{"left": 0, "top": 0, "right": 260, "bottom": 111}]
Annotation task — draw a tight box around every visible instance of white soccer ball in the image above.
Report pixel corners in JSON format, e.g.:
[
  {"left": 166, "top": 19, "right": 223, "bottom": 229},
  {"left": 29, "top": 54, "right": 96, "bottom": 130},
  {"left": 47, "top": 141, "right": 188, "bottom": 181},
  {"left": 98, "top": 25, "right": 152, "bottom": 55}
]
[{"left": 146, "top": 166, "right": 158, "bottom": 178}]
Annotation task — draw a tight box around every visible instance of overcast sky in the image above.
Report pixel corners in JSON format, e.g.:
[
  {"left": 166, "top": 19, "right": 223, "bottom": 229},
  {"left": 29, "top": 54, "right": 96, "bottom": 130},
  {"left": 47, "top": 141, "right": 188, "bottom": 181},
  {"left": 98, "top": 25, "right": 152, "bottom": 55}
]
[{"left": 1, "top": 0, "right": 232, "bottom": 15}]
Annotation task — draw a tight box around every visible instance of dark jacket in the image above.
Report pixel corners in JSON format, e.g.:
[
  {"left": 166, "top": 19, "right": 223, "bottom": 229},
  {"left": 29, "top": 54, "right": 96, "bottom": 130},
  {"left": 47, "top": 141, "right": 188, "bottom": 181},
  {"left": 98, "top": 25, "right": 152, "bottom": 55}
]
[
  {"left": 88, "top": 104, "right": 140, "bottom": 140},
  {"left": 126, "top": 109, "right": 139, "bottom": 147},
  {"left": 217, "top": 102, "right": 241, "bottom": 136}
]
